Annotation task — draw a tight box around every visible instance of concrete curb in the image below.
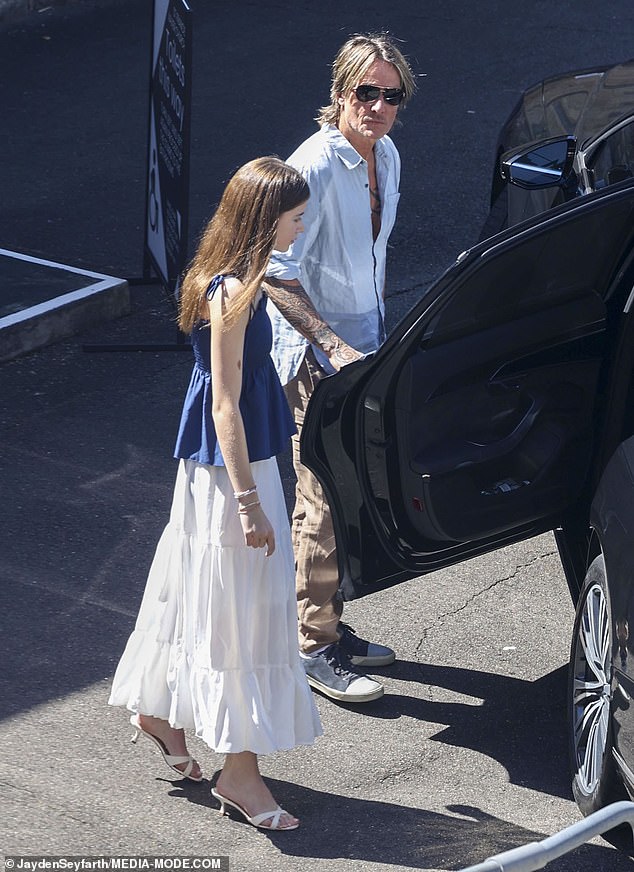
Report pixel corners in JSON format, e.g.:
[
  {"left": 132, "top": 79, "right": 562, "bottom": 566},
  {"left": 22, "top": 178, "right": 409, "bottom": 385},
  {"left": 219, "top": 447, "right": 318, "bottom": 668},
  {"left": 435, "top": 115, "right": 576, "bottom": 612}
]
[{"left": 0, "top": 249, "right": 130, "bottom": 362}]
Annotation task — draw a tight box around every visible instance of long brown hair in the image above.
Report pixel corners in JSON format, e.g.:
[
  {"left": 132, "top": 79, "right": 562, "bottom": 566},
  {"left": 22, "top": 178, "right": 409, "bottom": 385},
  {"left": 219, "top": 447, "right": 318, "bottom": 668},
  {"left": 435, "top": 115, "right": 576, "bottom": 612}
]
[
  {"left": 178, "top": 157, "right": 309, "bottom": 332},
  {"left": 316, "top": 33, "right": 416, "bottom": 127}
]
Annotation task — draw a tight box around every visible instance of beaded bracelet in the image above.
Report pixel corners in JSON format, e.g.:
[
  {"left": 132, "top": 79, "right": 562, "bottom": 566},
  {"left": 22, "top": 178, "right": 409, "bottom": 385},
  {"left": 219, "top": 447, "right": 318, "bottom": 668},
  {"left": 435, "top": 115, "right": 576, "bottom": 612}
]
[{"left": 234, "top": 486, "right": 257, "bottom": 500}]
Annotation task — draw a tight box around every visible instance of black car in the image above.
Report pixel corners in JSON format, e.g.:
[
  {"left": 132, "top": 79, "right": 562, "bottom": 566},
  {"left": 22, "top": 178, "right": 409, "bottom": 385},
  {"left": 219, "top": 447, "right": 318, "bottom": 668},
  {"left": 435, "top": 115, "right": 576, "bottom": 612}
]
[
  {"left": 300, "top": 62, "right": 634, "bottom": 837},
  {"left": 481, "top": 58, "right": 634, "bottom": 238}
]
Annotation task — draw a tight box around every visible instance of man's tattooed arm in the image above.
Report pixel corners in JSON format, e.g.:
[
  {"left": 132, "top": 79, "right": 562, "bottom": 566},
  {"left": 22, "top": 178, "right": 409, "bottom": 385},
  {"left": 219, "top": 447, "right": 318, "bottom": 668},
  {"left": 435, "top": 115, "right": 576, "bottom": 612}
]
[{"left": 265, "top": 278, "right": 363, "bottom": 370}]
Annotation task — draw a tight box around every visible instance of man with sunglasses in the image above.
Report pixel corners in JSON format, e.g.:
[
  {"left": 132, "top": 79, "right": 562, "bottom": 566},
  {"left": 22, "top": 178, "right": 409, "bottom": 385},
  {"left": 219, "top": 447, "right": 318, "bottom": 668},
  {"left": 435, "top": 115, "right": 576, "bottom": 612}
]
[{"left": 266, "top": 33, "right": 416, "bottom": 704}]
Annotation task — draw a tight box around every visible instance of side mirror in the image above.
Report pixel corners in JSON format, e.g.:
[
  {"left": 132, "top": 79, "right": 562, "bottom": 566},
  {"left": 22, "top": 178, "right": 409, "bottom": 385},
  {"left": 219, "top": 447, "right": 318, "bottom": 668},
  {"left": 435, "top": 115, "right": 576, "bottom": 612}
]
[{"left": 501, "top": 136, "right": 577, "bottom": 189}]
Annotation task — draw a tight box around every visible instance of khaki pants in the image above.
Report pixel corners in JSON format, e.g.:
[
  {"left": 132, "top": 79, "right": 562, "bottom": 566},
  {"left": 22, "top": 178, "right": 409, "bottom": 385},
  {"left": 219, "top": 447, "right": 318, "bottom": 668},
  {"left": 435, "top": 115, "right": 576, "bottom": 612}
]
[{"left": 284, "top": 349, "right": 342, "bottom": 653}]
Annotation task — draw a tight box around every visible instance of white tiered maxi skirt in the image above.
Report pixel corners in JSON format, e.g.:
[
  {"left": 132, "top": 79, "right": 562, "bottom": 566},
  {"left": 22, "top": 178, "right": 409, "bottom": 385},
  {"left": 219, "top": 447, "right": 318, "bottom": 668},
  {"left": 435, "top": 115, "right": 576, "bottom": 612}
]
[{"left": 109, "top": 458, "right": 322, "bottom": 755}]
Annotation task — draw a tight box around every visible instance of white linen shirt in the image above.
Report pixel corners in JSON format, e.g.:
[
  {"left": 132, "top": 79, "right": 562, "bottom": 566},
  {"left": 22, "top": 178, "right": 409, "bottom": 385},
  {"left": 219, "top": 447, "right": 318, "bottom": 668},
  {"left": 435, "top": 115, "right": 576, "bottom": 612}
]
[{"left": 267, "top": 124, "right": 401, "bottom": 385}]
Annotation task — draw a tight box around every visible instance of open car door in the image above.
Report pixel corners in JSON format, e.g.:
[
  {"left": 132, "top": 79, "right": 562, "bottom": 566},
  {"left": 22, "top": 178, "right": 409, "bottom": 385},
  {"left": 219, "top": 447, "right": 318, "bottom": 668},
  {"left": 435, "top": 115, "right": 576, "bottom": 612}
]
[{"left": 301, "top": 181, "right": 634, "bottom": 600}]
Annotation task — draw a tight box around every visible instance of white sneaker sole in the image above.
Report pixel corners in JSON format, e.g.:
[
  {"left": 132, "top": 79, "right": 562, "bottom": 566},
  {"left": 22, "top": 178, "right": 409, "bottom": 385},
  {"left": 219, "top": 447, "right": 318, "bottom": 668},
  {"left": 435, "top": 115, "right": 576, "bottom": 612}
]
[{"left": 305, "top": 675, "right": 385, "bottom": 703}]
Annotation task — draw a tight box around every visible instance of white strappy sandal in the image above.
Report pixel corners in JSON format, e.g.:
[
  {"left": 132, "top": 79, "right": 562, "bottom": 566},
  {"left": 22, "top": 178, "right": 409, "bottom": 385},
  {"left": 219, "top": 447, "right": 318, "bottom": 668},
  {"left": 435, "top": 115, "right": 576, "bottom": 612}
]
[
  {"left": 211, "top": 787, "right": 299, "bottom": 831},
  {"left": 129, "top": 714, "right": 203, "bottom": 782}
]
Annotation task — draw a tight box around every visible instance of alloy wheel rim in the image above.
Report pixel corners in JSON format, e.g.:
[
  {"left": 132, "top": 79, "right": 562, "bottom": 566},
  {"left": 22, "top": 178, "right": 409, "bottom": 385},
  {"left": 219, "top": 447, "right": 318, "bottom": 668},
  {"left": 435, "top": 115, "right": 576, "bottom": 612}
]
[{"left": 572, "top": 581, "right": 612, "bottom": 794}]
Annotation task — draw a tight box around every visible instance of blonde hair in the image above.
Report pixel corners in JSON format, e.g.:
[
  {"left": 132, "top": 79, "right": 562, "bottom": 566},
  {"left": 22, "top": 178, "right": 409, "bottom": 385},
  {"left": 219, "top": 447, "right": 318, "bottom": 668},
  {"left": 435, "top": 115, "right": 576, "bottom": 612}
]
[
  {"left": 316, "top": 33, "right": 416, "bottom": 127},
  {"left": 178, "top": 157, "right": 309, "bottom": 332}
]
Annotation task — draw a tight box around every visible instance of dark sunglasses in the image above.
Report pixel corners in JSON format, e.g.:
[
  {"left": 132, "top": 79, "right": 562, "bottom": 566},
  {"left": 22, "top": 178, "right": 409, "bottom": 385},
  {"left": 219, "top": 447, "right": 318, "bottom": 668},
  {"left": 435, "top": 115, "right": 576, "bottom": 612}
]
[{"left": 354, "top": 84, "right": 404, "bottom": 106}]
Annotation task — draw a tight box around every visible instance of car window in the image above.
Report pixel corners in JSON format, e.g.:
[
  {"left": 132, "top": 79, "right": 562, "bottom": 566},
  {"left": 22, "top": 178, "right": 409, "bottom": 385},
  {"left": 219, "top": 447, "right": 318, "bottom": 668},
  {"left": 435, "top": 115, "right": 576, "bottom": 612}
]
[
  {"left": 587, "top": 119, "right": 634, "bottom": 189},
  {"left": 545, "top": 86, "right": 599, "bottom": 136},
  {"left": 422, "top": 198, "right": 634, "bottom": 346}
]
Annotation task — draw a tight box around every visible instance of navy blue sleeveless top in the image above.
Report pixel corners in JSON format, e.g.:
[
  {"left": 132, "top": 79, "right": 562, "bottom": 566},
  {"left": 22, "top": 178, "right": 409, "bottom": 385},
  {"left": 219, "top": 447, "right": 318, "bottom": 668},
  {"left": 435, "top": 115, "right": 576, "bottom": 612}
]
[{"left": 174, "top": 275, "right": 296, "bottom": 466}]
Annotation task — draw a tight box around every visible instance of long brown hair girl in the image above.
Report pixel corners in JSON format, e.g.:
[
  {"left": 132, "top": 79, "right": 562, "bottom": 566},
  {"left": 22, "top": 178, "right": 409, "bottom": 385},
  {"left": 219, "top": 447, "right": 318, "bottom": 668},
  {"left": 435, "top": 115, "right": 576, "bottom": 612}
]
[
  {"left": 109, "top": 156, "right": 321, "bottom": 833},
  {"left": 178, "top": 156, "right": 309, "bottom": 332}
]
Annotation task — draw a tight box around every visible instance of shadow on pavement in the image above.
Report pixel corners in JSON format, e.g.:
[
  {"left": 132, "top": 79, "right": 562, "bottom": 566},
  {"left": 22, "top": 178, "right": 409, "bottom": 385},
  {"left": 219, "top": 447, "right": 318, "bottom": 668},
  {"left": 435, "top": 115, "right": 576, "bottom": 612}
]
[
  {"left": 172, "top": 777, "right": 626, "bottom": 871},
  {"left": 336, "top": 659, "right": 574, "bottom": 801}
]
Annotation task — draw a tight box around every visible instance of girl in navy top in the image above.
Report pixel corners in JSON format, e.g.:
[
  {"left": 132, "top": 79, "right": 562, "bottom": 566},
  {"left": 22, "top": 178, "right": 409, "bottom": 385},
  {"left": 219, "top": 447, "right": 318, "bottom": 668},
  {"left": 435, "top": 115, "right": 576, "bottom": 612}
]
[{"left": 109, "top": 158, "right": 322, "bottom": 831}]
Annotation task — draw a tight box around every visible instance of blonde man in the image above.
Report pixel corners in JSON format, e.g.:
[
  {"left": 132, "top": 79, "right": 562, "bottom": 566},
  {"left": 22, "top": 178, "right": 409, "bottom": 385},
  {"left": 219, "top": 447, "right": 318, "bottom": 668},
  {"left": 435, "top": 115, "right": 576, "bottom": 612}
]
[{"left": 266, "top": 33, "right": 416, "bottom": 703}]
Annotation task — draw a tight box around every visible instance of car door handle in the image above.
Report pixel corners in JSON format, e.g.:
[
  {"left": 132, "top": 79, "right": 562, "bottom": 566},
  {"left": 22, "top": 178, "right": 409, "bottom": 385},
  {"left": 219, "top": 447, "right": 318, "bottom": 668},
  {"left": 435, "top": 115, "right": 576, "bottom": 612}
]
[
  {"left": 466, "top": 393, "right": 542, "bottom": 449},
  {"left": 417, "top": 395, "right": 544, "bottom": 476}
]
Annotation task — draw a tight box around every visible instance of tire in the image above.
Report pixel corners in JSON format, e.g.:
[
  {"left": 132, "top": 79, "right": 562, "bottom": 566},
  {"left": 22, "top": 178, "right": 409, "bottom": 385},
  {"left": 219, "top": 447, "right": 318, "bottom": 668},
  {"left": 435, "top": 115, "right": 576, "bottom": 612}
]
[{"left": 568, "top": 555, "right": 629, "bottom": 818}]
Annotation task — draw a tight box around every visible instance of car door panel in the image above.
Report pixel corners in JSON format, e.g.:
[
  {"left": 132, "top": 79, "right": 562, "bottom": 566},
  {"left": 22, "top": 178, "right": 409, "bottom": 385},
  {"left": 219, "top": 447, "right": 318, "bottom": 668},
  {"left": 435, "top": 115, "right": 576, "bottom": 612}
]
[
  {"left": 396, "top": 300, "right": 606, "bottom": 543},
  {"left": 301, "top": 182, "right": 634, "bottom": 599}
]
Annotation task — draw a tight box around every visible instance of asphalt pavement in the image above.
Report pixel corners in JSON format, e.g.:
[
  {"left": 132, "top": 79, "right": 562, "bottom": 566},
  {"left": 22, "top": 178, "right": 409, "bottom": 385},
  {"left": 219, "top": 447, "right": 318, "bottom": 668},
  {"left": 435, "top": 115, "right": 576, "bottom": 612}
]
[{"left": 3, "top": 2, "right": 634, "bottom": 871}]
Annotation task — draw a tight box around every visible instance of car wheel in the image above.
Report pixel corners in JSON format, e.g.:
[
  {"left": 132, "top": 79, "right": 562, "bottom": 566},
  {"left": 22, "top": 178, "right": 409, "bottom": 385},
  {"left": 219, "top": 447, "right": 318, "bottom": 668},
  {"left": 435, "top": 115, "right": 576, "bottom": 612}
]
[{"left": 569, "top": 554, "right": 627, "bottom": 816}]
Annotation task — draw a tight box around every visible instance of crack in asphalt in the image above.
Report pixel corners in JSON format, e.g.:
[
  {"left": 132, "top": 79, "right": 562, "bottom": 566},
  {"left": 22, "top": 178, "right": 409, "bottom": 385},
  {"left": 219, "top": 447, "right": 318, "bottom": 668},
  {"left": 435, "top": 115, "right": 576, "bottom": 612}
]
[{"left": 414, "top": 547, "right": 558, "bottom": 657}]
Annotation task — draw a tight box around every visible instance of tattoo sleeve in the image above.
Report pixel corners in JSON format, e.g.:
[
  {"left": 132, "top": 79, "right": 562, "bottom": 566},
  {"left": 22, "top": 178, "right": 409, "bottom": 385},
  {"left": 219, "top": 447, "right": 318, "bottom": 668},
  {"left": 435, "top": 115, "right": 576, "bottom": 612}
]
[{"left": 265, "top": 278, "right": 363, "bottom": 369}]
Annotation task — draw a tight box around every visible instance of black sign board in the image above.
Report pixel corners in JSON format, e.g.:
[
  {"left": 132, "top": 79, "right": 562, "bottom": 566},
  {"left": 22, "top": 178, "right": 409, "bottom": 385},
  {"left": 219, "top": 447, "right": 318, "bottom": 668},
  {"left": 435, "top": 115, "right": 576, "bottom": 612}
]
[{"left": 145, "top": 0, "right": 192, "bottom": 296}]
